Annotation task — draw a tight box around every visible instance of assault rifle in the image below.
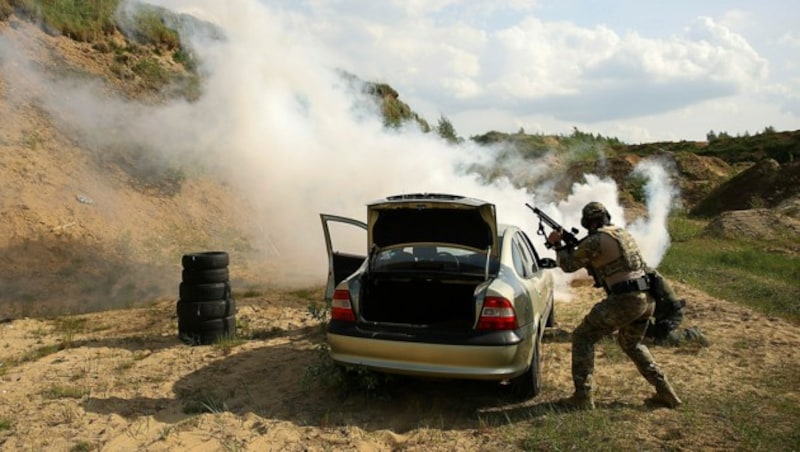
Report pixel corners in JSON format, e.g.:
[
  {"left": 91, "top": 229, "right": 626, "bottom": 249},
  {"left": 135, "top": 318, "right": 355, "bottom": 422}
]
[
  {"left": 525, "top": 203, "right": 602, "bottom": 288},
  {"left": 525, "top": 203, "right": 581, "bottom": 250}
]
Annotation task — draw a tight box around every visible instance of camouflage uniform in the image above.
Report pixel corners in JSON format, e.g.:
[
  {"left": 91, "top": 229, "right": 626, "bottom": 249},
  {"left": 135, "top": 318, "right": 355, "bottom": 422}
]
[{"left": 553, "top": 202, "right": 681, "bottom": 409}]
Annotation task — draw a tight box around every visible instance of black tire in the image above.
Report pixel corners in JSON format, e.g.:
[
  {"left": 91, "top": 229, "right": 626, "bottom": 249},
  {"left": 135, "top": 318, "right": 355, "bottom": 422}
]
[
  {"left": 182, "top": 267, "right": 229, "bottom": 284},
  {"left": 545, "top": 303, "right": 555, "bottom": 328},
  {"left": 179, "top": 282, "right": 230, "bottom": 302},
  {"left": 510, "top": 334, "right": 542, "bottom": 399},
  {"left": 182, "top": 251, "right": 229, "bottom": 270},
  {"left": 176, "top": 298, "right": 236, "bottom": 320},
  {"left": 178, "top": 315, "right": 236, "bottom": 345}
]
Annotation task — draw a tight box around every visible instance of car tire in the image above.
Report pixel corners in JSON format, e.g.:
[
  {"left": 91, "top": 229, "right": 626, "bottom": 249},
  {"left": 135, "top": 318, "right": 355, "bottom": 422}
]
[
  {"left": 179, "top": 282, "right": 231, "bottom": 301},
  {"left": 176, "top": 298, "right": 237, "bottom": 320},
  {"left": 178, "top": 315, "right": 236, "bottom": 345},
  {"left": 181, "top": 251, "right": 229, "bottom": 270},
  {"left": 181, "top": 267, "right": 229, "bottom": 284},
  {"left": 510, "top": 334, "right": 542, "bottom": 399},
  {"left": 545, "top": 303, "right": 555, "bottom": 328}
]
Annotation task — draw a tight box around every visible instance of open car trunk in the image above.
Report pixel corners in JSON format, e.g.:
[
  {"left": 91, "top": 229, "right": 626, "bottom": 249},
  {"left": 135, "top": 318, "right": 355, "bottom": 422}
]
[{"left": 359, "top": 273, "right": 486, "bottom": 330}]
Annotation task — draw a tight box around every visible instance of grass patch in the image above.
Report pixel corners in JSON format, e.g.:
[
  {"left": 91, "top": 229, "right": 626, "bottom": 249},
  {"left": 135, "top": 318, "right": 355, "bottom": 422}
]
[
  {"left": 182, "top": 393, "right": 229, "bottom": 414},
  {"left": 236, "top": 321, "right": 286, "bottom": 340},
  {"left": 0, "top": 418, "right": 12, "bottom": 431},
  {"left": 131, "top": 56, "right": 170, "bottom": 88},
  {"left": 303, "top": 343, "right": 395, "bottom": 399},
  {"left": 517, "top": 409, "right": 633, "bottom": 451},
  {"left": 234, "top": 286, "right": 268, "bottom": 298},
  {"left": 661, "top": 213, "right": 800, "bottom": 324},
  {"left": 52, "top": 316, "right": 89, "bottom": 348},
  {"left": 290, "top": 287, "right": 321, "bottom": 301},
  {"left": 684, "top": 369, "right": 800, "bottom": 450},
  {"left": 42, "top": 384, "right": 89, "bottom": 399},
  {"left": 70, "top": 440, "right": 92, "bottom": 452},
  {"left": 597, "top": 336, "right": 627, "bottom": 363},
  {"left": 0, "top": 343, "right": 61, "bottom": 376},
  {"left": 212, "top": 333, "right": 245, "bottom": 355},
  {"left": 13, "top": 0, "right": 118, "bottom": 42}
]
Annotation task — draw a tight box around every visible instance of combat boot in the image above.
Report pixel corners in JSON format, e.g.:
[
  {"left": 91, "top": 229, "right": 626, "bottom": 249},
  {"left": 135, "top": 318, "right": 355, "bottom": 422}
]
[
  {"left": 648, "top": 381, "right": 682, "bottom": 408},
  {"left": 556, "top": 392, "right": 595, "bottom": 411}
]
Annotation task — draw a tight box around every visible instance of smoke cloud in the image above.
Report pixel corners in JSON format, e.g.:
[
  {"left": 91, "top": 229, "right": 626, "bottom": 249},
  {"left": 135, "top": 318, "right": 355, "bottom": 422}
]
[{"left": 1, "top": 0, "right": 680, "bottom": 295}]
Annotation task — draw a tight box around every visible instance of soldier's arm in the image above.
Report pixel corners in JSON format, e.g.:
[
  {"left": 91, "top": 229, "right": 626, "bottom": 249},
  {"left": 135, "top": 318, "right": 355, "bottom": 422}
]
[{"left": 556, "top": 233, "right": 602, "bottom": 273}]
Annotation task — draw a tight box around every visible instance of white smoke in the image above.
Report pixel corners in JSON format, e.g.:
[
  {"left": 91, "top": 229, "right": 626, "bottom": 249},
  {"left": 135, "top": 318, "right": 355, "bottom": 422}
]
[
  {"left": 628, "top": 158, "right": 679, "bottom": 268},
  {"left": 528, "top": 159, "right": 678, "bottom": 300},
  {"left": 0, "top": 0, "right": 679, "bottom": 292}
]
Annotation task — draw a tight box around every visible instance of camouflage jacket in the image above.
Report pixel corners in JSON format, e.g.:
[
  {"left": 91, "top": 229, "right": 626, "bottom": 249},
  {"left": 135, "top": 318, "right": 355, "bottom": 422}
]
[{"left": 556, "top": 225, "right": 646, "bottom": 288}]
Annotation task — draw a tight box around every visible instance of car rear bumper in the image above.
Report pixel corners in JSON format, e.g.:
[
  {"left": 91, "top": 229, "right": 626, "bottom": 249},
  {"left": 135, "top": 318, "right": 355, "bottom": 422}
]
[{"left": 326, "top": 330, "right": 531, "bottom": 380}]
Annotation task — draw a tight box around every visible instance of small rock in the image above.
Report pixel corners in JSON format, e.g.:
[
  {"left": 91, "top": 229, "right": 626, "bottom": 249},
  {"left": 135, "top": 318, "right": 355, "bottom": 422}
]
[{"left": 76, "top": 194, "right": 94, "bottom": 205}]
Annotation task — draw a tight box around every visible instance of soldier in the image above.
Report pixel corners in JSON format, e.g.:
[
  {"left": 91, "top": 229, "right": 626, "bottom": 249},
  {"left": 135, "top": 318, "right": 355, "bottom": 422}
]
[{"left": 547, "top": 202, "right": 682, "bottom": 410}]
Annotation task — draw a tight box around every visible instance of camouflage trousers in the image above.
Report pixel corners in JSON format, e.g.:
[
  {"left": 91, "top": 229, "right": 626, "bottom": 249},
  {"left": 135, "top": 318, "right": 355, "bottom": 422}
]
[{"left": 571, "top": 291, "right": 669, "bottom": 397}]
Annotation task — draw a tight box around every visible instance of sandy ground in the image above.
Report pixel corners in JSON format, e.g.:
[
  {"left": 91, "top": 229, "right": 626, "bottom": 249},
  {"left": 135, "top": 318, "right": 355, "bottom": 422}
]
[{"left": 2, "top": 279, "right": 799, "bottom": 451}]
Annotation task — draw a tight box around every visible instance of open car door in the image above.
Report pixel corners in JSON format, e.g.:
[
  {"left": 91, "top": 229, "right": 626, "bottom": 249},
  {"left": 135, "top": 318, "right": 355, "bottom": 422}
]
[{"left": 320, "top": 214, "right": 367, "bottom": 302}]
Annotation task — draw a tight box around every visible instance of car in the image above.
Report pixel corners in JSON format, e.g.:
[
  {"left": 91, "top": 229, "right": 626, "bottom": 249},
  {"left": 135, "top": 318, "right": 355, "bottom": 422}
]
[{"left": 320, "top": 193, "right": 556, "bottom": 398}]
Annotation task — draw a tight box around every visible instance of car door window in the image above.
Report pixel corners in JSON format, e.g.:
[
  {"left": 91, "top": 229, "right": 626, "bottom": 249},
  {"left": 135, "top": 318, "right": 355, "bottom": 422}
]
[
  {"left": 320, "top": 214, "right": 367, "bottom": 301},
  {"left": 520, "top": 232, "right": 540, "bottom": 273},
  {"left": 511, "top": 234, "right": 535, "bottom": 278}
]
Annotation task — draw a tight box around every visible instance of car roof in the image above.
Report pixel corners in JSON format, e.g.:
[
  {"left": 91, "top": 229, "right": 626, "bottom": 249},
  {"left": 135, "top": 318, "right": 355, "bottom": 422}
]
[{"left": 367, "top": 193, "right": 490, "bottom": 207}]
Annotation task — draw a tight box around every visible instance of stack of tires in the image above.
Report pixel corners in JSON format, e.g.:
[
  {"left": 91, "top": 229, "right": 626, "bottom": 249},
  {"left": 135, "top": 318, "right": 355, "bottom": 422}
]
[{"left": 177, "top": 251, "right": 236, "bottom": 345}]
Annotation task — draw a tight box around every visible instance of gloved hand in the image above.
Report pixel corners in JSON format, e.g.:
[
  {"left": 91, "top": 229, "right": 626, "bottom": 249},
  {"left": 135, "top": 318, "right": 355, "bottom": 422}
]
[{"left": 547, "top": 229, "right": 563, "bottom": 245}]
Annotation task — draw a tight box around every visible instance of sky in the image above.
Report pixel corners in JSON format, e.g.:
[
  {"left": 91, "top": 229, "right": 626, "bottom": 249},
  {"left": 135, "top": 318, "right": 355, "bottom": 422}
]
[{"left": 263, "top": 0, "right": 799, "bottom": 143}]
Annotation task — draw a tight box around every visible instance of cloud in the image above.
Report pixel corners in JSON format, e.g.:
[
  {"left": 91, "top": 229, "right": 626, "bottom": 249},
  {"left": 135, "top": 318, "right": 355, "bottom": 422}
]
[{"left": 269, "top": 2, "right": 784, "bottom": 139}]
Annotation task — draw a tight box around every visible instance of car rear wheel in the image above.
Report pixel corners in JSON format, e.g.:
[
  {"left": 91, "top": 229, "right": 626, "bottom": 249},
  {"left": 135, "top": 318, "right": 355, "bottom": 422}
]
[
  {"left": 510, "top": 334, "right": 542, "bottom": 399},
  {"left": 546, "top": 303, "right": 555, "bottom": 327}
]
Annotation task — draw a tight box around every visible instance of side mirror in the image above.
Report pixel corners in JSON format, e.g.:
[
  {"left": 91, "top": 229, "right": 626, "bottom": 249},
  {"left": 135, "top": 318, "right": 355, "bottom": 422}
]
[{"left": 538, "top": 257, "right": 557, "bottom": 269}]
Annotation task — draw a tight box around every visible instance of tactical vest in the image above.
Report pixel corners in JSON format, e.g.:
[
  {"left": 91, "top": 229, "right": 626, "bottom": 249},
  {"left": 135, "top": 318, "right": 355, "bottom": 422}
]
[{"left": 595, "top": 225, "right": 645, "bottom": 279}]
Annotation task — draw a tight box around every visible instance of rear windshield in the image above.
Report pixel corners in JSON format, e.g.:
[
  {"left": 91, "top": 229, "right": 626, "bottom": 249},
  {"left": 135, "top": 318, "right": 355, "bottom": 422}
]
[{"left": 372, "top": 245, "right": 493, "bottom": 273}]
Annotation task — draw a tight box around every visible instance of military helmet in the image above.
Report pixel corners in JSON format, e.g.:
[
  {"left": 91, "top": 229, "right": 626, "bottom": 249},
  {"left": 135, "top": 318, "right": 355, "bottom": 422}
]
[{"left": 581, "top": 201, "right": 611, "bottom": 229}]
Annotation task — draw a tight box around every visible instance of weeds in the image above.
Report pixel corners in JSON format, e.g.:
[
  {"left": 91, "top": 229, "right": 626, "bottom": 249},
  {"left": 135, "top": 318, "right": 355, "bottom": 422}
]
[
  {"left": 42, "top": 384, "right": 89, "bottom": 399},
  {"left": 232, "top": 317, "right": 286, "bottom": 341},
  {"left": 291, "top": 287, "right": 321, "bottom": 301},
  {"left": 183, "top": 393, "right": 229, "bottom": 414},
  {"left": 303, "top": 343, "right": 394, "bottom": 399},
  {"left": 158, "top": 425, "right": 174, "bottom": 441},
  {"left": 52, "top": 317, "right": 88, "bottom": 349},
  {"left": 70, "top": 441, "right": 92, "bottom": 452},
  {"left": 307, "top": 301, "right": 328, "bottom": 322},
  {"left": 213, "top": 333, "right": 245, "bottom": 355},
  {"left": 22, "top": 128, "right": 45, "bottom": 149},
  {"left": 0, "top": 344, "right": 61, "bottom": 376},
  {"left": 235, "top": 286, "right": 267, "bottom": 298}
]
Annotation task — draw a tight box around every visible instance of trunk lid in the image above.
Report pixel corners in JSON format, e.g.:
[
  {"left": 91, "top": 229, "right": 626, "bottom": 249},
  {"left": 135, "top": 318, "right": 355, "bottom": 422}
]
[{"left": 367, "top": 193, "right": 498, "bottom": 259}]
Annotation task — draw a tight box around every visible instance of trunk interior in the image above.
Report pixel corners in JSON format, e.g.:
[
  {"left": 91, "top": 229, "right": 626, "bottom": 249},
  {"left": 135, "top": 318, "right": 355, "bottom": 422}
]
[{"left": 360, "top": 275, "right": 482, "bottom": 329}]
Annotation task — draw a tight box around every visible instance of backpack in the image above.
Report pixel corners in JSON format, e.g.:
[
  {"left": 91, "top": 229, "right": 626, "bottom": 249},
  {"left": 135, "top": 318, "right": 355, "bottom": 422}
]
[{"left": 644, "top": 269, "right": 685, "bottom": 341}]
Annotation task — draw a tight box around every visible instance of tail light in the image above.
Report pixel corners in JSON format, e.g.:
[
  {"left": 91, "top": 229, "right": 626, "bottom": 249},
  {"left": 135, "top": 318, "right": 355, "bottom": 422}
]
[
  {"left": 331, "top": 289, "right": 356, "bottom": 322},
  {"left": 477, "top": 296, "right": 518, "bottom": 330}
]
